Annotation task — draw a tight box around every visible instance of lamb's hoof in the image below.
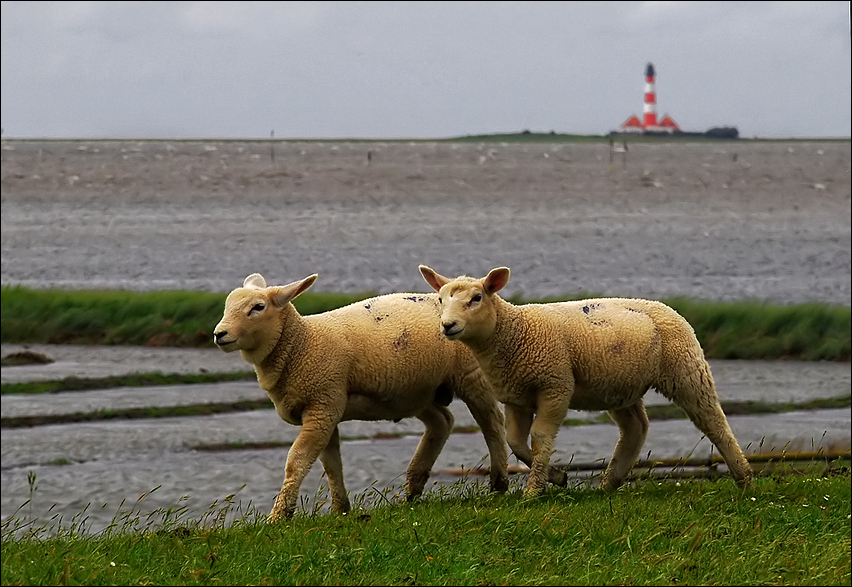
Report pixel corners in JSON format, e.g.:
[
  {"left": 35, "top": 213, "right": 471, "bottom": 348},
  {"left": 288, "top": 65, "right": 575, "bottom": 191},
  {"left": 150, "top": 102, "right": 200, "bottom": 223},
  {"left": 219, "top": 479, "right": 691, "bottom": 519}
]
[
  {"left": 267, "top": 512, "right": 284, "bottom": 523},
  {"left": 268, "top": 505, "right": 295, "bottom": 522},
  {"left": 599, "top": 477, "right": 622, "bottom": 493},
  {"left": 522, "top": 482, "right": 547, "bottom": 499},
  {"left": 735, "top": 473, "right": 754, "bottom": 488},
  {"left": 405, "top": 492, "right": 423, "bottom": 504},
  {"left": 548, "top": 466, "right": 568, "bottom": 487},
  {"left": 406, "top": 473, "right": 429, "bottom": 499},
  {"left": 491, "top": 474, "right": 510, "bottom": 493},
  {"left": 331, "top": 501, "right": 352, "bottom": 515}
]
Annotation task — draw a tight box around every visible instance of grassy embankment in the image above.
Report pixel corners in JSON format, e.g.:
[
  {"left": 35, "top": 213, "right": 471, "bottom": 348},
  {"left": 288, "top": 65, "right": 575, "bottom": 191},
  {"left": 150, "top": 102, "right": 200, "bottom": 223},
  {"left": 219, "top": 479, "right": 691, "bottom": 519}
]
[
  {"left": 1, "top": 284, "right": 849, "bottom": 426},
  {"left": 2, "top": 285, "right": 848, "bottom": 360},
  {"left": 2, "top": 466, "right": 849, "bottom": 586}
]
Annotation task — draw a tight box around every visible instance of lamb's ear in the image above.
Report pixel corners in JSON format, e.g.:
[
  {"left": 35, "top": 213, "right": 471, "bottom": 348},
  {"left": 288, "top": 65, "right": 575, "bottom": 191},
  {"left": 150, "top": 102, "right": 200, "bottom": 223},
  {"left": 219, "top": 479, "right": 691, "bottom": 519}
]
[
  {"left": 268, "top": 274, "right": 318, "bottom": 307},
  {"left": 483, "top": 267, "right": 510, "bottom": 295},
  {"left": 244, "top": 273, "right": 267, "bottom": 289},
  {"left": 419, "top": 265, "right": 449, "bottom": 292}
]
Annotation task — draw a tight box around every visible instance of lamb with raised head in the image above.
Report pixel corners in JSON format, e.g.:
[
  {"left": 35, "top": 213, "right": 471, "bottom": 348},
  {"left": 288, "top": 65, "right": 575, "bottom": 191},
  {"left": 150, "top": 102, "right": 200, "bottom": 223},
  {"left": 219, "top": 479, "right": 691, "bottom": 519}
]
[
  {"left": 213, "top": 272, "right": 509, "bottom": 521},
  {"left": 419, "top": 265, "right": 753, "bottom": 498}
]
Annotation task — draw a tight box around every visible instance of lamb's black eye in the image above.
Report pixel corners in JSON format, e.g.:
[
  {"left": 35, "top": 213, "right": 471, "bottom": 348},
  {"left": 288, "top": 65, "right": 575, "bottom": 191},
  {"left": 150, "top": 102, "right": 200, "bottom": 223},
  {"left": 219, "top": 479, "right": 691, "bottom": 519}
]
[
  {"left": 471, "top": 293, "right": 482, "bottom": 303},
  {"left": 437, "top": 297, "right": 443, "bottom": 304},
  {"left": 250, "top": 303, "right": 265, "bottom": 314}
]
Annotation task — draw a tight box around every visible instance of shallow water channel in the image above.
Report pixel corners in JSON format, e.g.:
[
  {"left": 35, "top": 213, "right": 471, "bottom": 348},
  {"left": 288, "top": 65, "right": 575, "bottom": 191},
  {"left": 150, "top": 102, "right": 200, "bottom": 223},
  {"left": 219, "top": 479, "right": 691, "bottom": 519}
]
[{"left": 1, "top": 344, "right": 849, "bottom": 536}]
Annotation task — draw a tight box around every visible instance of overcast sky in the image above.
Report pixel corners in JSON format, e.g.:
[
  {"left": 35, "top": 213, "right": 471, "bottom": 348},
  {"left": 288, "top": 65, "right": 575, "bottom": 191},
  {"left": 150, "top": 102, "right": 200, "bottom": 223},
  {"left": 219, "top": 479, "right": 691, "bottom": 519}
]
[{"left": 1, "top": 1, "right": 850, "bottom": 140}]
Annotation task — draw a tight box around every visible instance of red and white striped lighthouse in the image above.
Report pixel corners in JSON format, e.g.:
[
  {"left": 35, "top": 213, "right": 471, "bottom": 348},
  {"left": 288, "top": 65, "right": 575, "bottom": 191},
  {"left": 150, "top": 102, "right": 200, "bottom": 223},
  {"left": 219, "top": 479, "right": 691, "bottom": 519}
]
[
  {"left": 619, "top": 62, "right": 680, "bottom": 133},
  {"left": 643, "top": 62, "right": 658, "bottom": 128}
]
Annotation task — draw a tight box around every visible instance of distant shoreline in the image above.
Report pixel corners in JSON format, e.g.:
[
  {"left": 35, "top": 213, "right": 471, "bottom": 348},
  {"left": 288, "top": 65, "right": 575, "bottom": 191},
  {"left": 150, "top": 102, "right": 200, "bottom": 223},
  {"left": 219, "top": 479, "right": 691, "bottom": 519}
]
[{"left": 2, "top": 133, "right": 850, "bottom": 143}]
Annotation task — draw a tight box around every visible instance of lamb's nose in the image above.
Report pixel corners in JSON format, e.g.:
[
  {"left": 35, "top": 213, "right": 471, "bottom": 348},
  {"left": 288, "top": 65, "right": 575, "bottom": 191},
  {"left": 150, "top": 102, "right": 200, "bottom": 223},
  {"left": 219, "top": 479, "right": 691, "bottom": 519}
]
[
  {"left": 214, "top": 330, "right": 227, "bottom": 343},
  {"left": 441, "top": 321, "right": 457, "bottom": 335}
]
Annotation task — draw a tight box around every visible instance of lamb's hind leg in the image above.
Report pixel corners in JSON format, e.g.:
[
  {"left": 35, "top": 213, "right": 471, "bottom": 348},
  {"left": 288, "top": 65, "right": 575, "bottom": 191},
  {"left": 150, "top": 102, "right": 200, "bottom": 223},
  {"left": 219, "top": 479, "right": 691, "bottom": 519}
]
[
  {"left": 318, "top": 426, "right": 350, "bottom": 514},
  {"left": 668, "top": 362, "right": 753, "bottom": 486},
  {"left": 456, "top": 372, "right": 510, "bottom": 492},
  {"left": 407, "top": 404, "right": 454, "bottom": 500},
  {"left": 603, "top": 401, "right": 650, "bottom": 490}
]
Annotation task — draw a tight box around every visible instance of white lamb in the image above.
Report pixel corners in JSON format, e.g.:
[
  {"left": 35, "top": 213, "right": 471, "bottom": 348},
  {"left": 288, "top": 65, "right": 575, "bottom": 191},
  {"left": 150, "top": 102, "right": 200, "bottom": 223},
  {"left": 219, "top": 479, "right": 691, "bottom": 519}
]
[
  {"left": 213, "top": 272, "right": 509, "bottom": 521},
  {"left": 419, "top": 265, "right": 753, "bottom": 498}
]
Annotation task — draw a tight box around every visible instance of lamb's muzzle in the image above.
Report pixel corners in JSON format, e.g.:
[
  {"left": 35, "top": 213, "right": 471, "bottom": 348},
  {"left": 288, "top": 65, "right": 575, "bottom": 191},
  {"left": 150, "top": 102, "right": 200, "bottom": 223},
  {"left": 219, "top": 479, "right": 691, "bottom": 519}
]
[
  {"left": 441, "top": 320, "right": 462, "bottom": 338},
  {"left": 213, "top": 330, "right": 232, "bottom": 348}
]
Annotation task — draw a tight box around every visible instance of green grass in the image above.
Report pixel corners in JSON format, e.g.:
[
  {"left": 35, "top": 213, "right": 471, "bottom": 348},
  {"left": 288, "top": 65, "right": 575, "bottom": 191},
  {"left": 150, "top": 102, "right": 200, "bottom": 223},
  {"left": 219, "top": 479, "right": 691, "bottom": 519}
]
[
  {"left": 1, "top": 468, "right": 849, "bottom": 586},
  {"left": 2, "top": 285, "right": 849, "bottom": 361}
]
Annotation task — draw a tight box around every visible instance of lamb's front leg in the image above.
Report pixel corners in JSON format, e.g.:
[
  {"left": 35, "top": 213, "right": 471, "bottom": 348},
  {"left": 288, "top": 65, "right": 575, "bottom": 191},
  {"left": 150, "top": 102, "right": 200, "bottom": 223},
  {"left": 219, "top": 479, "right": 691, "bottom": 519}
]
[
  {"left": 525, "top": 390, "right": 571, "bottom": 497},
  {"left": 269, "top": 411, "right": 339, "bottom": 522},
  {"left": 505, "top": 403, "right": 567, "bottom": 493}
]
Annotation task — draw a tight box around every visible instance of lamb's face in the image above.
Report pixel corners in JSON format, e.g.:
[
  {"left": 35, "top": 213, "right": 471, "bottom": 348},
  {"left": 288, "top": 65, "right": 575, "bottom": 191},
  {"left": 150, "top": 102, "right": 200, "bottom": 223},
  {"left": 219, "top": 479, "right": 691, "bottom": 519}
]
[
  {"left": 436, "top": 280, "right": 495, "bottom": 342},
  {"left": 419, "top": 265, "right": 508, "bottom": 344},
  {"left": 213, "top": 287, "right": 278, "bottom": 353},
  {"left": 213, "top": 273, "right": 317, "bottom": 356}
]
